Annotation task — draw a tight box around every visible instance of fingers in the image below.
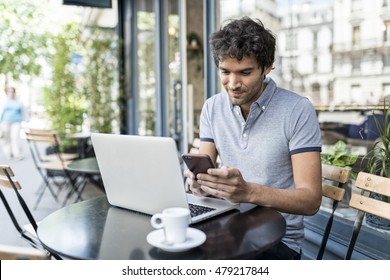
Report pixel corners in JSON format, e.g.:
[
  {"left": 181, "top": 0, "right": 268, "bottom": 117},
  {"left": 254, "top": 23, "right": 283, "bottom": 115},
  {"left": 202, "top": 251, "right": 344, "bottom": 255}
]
[
  {"left": 183, "top": 169, "right": 195, "bottom": 179},
  {"left": 186, "top": 166, "right": 244, "bottom": 200},
  {"left": 185, "top": 169, "right": 210, "bottom": 197},
  {"left": 204, "top": 165, "right": 234, "bottom": 179},
  {"left": 200, "top": 183, "right": 232, "bottom": 201},
  {"left": 189, "top": 181, "right": 209, "bottom": 197},
  {"left": 197, "top": 167, "right": 245, "bottom": 202},
  {"left": 198, "top": 166, "right": 238, "bottom": 184}
]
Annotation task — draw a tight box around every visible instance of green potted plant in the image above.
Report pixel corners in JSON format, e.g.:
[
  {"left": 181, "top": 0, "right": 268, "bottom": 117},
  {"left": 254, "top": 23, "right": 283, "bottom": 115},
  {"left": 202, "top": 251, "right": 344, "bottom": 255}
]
[
  {"left": 321, "top": 140, "right": 359, "bottom": 177},
  {"left": 321, "top": 140, "right": 359, "bottom": 207},
  {"left": 363, "top": 103, "right": 390, "bottom": 229}
]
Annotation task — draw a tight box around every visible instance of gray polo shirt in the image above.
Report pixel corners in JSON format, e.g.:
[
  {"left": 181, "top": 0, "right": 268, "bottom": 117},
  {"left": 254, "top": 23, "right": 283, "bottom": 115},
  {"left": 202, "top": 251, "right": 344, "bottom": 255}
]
[{"left": 199, "top": 77, "right": 321, "bottom": 253}]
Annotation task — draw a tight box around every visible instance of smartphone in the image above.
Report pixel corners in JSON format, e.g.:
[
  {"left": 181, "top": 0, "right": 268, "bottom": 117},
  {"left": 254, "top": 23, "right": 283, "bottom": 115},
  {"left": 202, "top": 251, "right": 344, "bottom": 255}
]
[{"left": 181, "top": 153, "right": 216, "bottom": 178}]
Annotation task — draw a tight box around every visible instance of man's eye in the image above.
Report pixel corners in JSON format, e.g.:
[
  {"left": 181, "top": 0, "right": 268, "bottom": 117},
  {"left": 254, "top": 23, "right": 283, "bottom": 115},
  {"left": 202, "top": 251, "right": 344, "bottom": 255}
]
[{"left": 241, "top": 72, "right": 251, "bottom": 76}]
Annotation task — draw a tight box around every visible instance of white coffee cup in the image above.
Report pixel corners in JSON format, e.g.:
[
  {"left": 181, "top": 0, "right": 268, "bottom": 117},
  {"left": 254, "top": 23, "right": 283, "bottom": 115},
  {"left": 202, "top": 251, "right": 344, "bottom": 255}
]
[{"left": 151, "top": 207, "right": 191, "bottom": 244}]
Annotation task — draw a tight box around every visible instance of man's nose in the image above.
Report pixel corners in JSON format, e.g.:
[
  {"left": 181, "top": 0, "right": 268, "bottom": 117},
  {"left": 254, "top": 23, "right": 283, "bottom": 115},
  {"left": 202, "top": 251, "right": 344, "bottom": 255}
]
[{"left": 228, "top": 76, "right": 242, "bottom": 89}]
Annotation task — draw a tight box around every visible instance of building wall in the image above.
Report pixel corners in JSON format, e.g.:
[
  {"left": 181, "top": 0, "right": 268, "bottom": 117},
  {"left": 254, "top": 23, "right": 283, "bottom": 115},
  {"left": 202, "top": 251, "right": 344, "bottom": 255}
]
[
  {"left": 279, "top": 0, "right": 390, "bottom": 106},
  {"left": 278, "top": 0, "right": 334, "bottom": 105},
  {"left": 333, "top": 0, "right": 390, "bottom": 105}
]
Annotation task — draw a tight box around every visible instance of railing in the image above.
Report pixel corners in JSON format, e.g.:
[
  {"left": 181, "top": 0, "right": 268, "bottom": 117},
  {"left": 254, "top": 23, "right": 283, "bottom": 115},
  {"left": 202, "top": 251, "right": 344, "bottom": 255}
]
[{"left": 315, "top": 104, "right": 390, "bottom": 112}]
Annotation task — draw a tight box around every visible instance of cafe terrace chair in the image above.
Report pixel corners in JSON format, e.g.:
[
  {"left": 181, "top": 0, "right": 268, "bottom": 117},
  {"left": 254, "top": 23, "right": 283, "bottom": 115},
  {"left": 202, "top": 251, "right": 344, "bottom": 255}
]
[
  {"left": 316, "top": 163, "right": 351, "bottom": 260},
  {"left": 0, "top": 244, "right": 50, "bottom": 260},
  {"left": 344, "top": 172, "right": 390, "bottom": 260},
  {"left": 24, "top": 129, "right": 81, "bottom": 208},
  {"left": 0, "top": 165, "right": 62, "bottom": 260},
  {"left": 26, "top": 128, "right": 79, "bottom": 162},
  {"left": 189, "top": 138, "right": 201, "bottom": 154}
]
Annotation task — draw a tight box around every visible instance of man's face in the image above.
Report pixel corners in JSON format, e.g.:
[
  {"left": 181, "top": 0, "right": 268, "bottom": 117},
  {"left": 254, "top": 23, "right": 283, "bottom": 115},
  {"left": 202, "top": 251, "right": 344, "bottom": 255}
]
[{"left": 219, "top": 56, "right": 271, "bottom": 109}]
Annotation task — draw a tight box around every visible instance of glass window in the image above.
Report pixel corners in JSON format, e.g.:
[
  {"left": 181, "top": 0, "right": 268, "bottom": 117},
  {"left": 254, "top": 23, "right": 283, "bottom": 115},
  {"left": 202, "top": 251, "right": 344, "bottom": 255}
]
[
  {"left": 352, "top": 25, "right": 360, "bottom": 46},
  {"left": 384, "top": 53, "right": 390, "bottom": 67},
  {"left": 352, "top": 56, "right": 361, "bottom": 70},
  {"left": 383, "top": 83, "right": 390, "bottom": 96},
  {"left": 136, "top": 0, "right": 155, "bottom": 135},
  {"left": 351, "top": 84, "right": 363, "bottom": 103},
  {"left": 167, "top": 0, "right": 181, "bottom": 140},
  {"left": 383, "top": 20, "right": 390, "bottom": 42}
]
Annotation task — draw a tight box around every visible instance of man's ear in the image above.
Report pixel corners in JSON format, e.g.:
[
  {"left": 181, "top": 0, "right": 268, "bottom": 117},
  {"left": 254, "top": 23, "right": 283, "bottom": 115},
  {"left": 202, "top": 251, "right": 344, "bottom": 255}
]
[{"left": 265, "top": 64, "right": 273, "bottom": 75}]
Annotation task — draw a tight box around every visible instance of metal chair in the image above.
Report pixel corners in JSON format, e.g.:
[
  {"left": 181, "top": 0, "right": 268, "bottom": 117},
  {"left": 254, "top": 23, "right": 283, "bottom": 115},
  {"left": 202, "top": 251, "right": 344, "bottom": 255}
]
[
  {"left": 24, "top": 129, "right": 81, "bottom": 208},
  {"left": 345, "top": 172, "right": 390, "bottom": 259},
  {"left": 0, "top": 165, "right": 62, "bottom": 259},
  {"left": 316, "top": 163, "right": 351, "bottom": 259},
  {"left": 26, "top": 128, "right": 79, "bottom": 162}
]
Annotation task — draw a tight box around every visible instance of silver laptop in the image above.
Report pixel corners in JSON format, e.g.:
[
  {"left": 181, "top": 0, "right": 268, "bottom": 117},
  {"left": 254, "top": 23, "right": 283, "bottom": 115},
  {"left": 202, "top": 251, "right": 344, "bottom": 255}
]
[{"left": 91, "top": 133, "right": 239, "bottom": 223}]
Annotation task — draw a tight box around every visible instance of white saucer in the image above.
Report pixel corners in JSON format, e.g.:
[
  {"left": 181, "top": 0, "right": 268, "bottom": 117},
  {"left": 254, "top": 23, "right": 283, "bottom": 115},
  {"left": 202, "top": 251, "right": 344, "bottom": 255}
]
[{"left": 147, "top": 228, "right": 206, "bottom": 252}]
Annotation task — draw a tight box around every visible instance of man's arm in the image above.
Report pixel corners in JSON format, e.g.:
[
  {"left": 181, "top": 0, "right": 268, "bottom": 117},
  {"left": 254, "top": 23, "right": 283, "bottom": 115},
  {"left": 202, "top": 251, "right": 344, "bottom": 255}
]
[
  {"left": 198, "top": 141, "right": 218, "bottom": 164},
  {"left": 196, "top": 151, "right": 322, "bottom": 216}
]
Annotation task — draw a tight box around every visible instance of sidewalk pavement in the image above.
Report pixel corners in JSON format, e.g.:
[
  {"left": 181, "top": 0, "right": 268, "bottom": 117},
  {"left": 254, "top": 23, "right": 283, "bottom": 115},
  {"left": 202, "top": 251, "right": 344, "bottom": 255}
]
[{"left": 0, "top": 138, "right": 104, "bottom": 248}]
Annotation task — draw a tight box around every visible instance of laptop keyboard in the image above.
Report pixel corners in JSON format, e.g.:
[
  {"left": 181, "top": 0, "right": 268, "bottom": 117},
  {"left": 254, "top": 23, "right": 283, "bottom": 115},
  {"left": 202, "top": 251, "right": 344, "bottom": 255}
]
[{"left": 189, "top": 203, "right": 216, "bottom": 218}]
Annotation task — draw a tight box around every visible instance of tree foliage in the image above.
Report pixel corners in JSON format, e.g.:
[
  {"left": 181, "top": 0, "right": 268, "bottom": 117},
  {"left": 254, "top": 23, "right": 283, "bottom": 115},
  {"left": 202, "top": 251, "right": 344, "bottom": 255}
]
[
  {"left": 42, "top": 23, "right": 86, "bottom": 147},
  {"left": 1, "top": 1, "right": 120, "bottom": 146},
  {"left": 0, "top": 0, "right": 47, "bottom": 86},
  {"left": 81, "top": 26, "right": 119, "bottom": 133}
]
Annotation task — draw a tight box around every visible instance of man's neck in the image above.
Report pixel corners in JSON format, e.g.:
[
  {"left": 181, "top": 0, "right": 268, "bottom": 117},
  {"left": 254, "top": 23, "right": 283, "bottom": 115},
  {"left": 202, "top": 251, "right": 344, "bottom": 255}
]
[{"left": 241, "top": 81, "right": 266, "bottom": 120}]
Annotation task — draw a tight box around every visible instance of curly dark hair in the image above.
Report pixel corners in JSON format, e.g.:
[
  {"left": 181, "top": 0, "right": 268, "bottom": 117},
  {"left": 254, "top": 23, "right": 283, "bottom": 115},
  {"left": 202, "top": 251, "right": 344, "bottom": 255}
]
[{"left": 210, "top": 17, "right": 276, "bottom": 72}]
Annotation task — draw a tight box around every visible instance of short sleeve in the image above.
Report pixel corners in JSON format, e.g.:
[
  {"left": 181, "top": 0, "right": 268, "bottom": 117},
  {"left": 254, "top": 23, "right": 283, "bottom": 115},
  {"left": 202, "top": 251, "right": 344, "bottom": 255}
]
[{"left": 289, "top": 98, "right": 322, "bottom": 155}]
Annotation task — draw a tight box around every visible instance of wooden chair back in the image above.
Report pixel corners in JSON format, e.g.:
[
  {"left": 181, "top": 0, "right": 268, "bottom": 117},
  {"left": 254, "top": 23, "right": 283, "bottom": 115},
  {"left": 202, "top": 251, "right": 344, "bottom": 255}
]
[
  {"left": 316, "top": 163, "right": 351, "bottom": 259},
  {"left": 24, "top": 130, "right": 63, "bottom": 161},
  {"left": 0, "top": 166, "right": 22, "bottom": 190},
  {"left": 351, "top": 172, "right": 390, "bottom": 218},
  {"left": 345, "top": 172, "right": 390, "bottom": 259},
  {"left": 321, "top": 163, "right": 350, "bottom": 201},
  {"left": 189, "top": 138, "right": 201, "bottom": 154},
  {"left": 24, "top": 129, "right": 78, "bottom": 162},
  {"left": 0, "top": 244, "right": 49, "bottom": 260}
]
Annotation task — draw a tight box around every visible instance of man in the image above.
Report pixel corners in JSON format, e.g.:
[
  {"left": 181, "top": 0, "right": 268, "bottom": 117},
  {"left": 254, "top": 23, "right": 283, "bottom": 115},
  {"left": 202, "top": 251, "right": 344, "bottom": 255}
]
[{"left": 184, "top": 17, "right": 322, "bottom": 260}]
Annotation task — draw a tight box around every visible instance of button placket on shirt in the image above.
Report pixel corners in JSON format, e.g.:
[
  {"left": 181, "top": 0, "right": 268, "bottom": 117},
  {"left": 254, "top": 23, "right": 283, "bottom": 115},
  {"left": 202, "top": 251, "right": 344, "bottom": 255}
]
[
  {"left": 237, "top": 104, "right": 265, "bottom": 149},
  {"left": 242, "top": 120, "right": 249, "bottom": 149},
  {"left": 234, "top": 106, "right": 247, "bottom": 149}
]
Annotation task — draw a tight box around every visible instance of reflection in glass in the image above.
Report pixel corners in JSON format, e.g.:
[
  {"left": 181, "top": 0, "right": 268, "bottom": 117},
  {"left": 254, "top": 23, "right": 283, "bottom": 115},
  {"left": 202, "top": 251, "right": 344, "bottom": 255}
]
[
  {"left": 167, "top": 0, "right": 181, "bottom": 141},
  {"left": 137, "top": 0, "right": 156, "bottom": 135}
]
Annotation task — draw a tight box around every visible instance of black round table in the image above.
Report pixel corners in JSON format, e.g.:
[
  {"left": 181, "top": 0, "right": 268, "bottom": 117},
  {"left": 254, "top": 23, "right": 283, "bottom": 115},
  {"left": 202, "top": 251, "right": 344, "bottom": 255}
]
[
  {"left": 65, "top": 157, "right": 103, "bottom": 202},
  {"left": 66, "top": 157, "right": 100, "bottom": 175},
  {"left": 37, "top": 196, "right": 286, "bottom": 260}
]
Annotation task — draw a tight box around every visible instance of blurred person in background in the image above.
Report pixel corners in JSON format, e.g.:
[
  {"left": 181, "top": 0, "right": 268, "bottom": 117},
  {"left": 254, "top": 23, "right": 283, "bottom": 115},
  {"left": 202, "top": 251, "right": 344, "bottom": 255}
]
[{"left": 0, "top": 86, "right": 24, "bottom": 160}]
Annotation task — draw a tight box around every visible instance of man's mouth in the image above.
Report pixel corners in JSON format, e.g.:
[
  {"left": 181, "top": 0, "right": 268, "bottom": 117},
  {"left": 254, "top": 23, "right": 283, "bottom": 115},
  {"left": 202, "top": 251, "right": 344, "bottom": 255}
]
[{"left": 231, "top": 90, "right": 243, "bottom": 98}]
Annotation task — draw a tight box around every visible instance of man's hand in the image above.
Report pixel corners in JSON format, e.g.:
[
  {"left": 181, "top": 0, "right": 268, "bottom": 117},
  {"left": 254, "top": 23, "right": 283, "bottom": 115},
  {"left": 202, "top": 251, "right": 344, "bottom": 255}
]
[
  {"left": 196, "top": 166, "right": 252, "bottom": 203},
  {"left": 183, "top": 169, "right": 209, "bottom": 197}
]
